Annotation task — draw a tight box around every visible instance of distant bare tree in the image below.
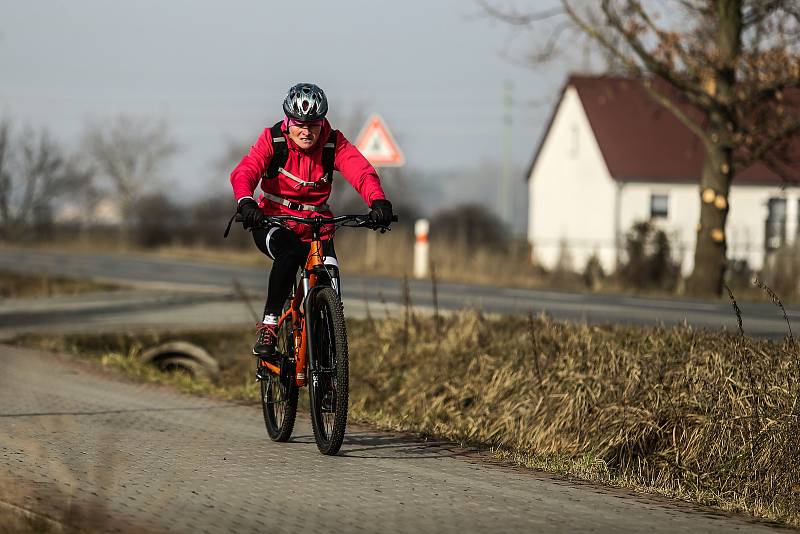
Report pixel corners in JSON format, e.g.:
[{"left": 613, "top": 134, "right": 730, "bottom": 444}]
[
  {"left": 83, "top": 115, "right": 178, "bottom": 229},
  {"left": 431, "top": 203, "right": 509, "bottom": 252},
  {"left": 485, "top": 0, "right": 800, "bottom": 296},
  {"left": 215, "top": 138, "right": 249, "bottom": 180},
  {"left": 0, "top": 119, "right": 94, "bottom": 238}
]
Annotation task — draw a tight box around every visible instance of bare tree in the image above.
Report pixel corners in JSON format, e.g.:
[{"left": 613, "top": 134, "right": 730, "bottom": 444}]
[
  {"left": 0, "top": 120, "right": 12, "bottom": 227},
  {"left": 83, "top": 115, "right": 178, "bottom": 231},
  {"left": 215, "top": 138, "right": 249, "bottom": 180},
  {"left": 0, "top": 119, "right": 94, "bottom": 238},
  {"left": 485, "top": 0, "right": 800, "bottom": 296}
]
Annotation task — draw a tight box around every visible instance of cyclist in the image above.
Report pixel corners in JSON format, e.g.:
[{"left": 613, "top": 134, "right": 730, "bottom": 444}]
[{"left": 230, "top": 83, "right": 393, "bottom": 359}]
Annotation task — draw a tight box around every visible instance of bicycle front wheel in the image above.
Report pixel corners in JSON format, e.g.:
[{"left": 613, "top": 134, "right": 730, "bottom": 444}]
[
  {"left": 261, "top": 307, "right": 298, "bottom": 442},
  {"left": 308, "top": 287, "right": 349, "bottom": 455}
]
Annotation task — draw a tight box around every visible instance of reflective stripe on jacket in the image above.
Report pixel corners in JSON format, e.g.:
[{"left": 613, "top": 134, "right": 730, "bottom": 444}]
[{"left": 230, "top": 119, "right": 386, "bottom": 242}]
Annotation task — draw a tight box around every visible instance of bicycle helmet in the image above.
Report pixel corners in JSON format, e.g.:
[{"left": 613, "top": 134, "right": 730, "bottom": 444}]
[{"left": 283, "top": 83, "right": 328, "bottom": 122}]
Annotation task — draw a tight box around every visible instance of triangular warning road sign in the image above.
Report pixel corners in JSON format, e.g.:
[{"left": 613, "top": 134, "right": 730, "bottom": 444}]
[{"left": 354, "top": 114, "right": 405, "bottom": 167}]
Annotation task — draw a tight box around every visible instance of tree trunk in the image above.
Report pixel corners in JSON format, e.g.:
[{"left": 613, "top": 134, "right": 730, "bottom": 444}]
[
  {"left": 687, "top": 0, "right": 741, "bottom": 297},
  {"left": 687, "top": 143, "right": 732, "bottom": 296}
]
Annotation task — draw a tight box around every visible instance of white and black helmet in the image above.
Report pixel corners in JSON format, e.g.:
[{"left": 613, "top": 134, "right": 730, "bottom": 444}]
[{"left": 283, "top": 83, "right": 328, "bottom": 122}]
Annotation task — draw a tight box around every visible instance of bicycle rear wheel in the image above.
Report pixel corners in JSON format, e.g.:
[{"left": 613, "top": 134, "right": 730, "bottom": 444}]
[
  {"left": 308, "top": 287, "right": 349, "bottom": 455},
  {"left": 261, "top": 307, "right": 298, "bottom": 442}
]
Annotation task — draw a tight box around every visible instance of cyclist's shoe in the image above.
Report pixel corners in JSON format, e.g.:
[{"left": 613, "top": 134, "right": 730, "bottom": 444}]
[{"left": 253, "top": 322, "right": 277, "bottom": 359}]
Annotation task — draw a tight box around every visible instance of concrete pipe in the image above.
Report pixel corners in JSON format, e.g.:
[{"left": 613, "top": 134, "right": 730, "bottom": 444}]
[{"left": 139, "top": 341, "right": 220, "bottom": 380}]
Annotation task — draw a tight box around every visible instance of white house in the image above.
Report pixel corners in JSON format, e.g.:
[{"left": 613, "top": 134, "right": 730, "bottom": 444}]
[{"left": 527, "top": 75, "right": 800, "bottom": 276}]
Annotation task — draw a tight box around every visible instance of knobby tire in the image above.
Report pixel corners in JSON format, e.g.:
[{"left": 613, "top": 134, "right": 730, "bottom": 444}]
[
  {"left": 261, "top": 304, "right": 298, "bottom": 442},
  {"left": 309, "top": 287, "right": 349, "bottom": 455}
]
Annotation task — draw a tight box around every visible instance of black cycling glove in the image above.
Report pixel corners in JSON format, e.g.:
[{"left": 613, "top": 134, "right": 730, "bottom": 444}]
[
  {"left": 369, "top": 199, "right": 393, "bottom": 227},
  {"left": 238, "top": 198, "right": 265, "bottom": 229}
]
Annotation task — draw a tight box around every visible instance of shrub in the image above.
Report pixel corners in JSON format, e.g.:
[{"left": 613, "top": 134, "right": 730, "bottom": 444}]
[
  {"left": 429, "top": 203, "right": 509, "bottom": 253},
  {"left": 582, "top": 253, "right": 605, "bottom": 290},
  {"left": 617, "top": 221, "right": 680, "bottom": 291},
  {"left": 131, "top": 193, "right": 182, "bottom": 248}
]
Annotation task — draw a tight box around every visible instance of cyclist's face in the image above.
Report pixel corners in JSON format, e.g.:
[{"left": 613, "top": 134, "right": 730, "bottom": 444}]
[{"left": 288, "top": 123, "right": 322, "bottom": 149}]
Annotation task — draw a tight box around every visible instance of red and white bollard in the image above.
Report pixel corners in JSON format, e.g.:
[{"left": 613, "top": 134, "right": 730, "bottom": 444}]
[{"left": 414, "top": 219, "right": 429, "bottom": 279}]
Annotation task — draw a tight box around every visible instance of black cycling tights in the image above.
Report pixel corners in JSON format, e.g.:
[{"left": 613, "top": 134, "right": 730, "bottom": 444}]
[{"left": 252, "top": 226, "right": 337, "bottom": 318}]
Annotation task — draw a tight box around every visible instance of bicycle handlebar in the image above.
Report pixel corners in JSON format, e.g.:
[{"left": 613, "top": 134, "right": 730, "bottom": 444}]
[
  {"left": 236, "top": 213, "right": 399, "bottom": 232},
  {"left": 263, "top": 214, "right": 398, "bottom": 226}
]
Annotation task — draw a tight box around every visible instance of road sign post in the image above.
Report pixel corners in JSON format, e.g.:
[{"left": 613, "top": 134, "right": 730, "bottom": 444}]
[{"left": 355, "top": 114, "right": 406, "bottom": 270}]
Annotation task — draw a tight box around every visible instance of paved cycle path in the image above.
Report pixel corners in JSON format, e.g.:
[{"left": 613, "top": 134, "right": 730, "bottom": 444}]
[{"left": 0, "top": 344, "right": 786, "bottom": 533}]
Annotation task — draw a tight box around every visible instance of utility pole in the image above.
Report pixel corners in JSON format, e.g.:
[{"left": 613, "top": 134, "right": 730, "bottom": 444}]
[{"left": 500, "top": 80, "right": 513, "bottom": 227}]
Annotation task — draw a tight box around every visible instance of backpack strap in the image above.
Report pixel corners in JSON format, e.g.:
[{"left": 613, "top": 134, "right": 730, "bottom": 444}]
[
  {"left": 321, "top": 130, "right": 337, "bottom": 184},
  {"left": 263, "top": 122, "right": 288, "bottom": 180},
  {"left": 264, "top": 124, "right": 337, "bottom": 185}
]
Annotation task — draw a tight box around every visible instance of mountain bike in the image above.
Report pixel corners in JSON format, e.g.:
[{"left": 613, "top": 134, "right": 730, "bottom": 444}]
[{"left": 252, "top": 213, "right": 395, "bottom": 455}]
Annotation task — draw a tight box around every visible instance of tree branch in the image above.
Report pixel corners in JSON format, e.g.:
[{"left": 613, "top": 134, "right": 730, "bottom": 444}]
[
  {"left": 599, "top": 0, "right": 714, "bottom": 109},
  {"left": 676, "top": 0, "right": 708, "bottom": 13},
  {"left": 561, "top": 0, "right": 711, "bottom": 145},
  {"left": 561, "top": 0, "right": 640, "bottom": 72},
  {"left": 527, "top": 20, "right": 575, "bottom": 63},
  {"left": 639, "top": 79, "right": 714, "bottom": 147},
  {"left": 738, "top": 77, "right": 800, "bottom": 107},
  {"left": 738, "top": 116, "right": 800, "bottom": 167},
  {"left": 628, "top": 0, "right": 700, "bottom": 79},
  {"left": 760, "top": 151, "right": 800, "bottom": 186},
  {"left": 478, "top": 1, "right": 564, "bottom": 27},
  {"left": 743, "top": 0, "right": 785, "bottom": 28}
]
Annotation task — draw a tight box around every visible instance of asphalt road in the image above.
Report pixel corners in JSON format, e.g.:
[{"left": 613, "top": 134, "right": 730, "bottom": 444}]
[
  {"left": 0, "top": 344, "right": 785, "bottom": 533},
  {"left": 1, "top": 248, "right": 797, "bottom": 338}
]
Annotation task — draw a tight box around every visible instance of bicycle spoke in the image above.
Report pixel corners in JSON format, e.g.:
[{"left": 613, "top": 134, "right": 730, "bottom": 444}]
[
  {"left": 309, "top": 287, "right": 349, "bottom": 454},
  {"left": 260, "top": 302, "right": 298, "bottom": 442}
]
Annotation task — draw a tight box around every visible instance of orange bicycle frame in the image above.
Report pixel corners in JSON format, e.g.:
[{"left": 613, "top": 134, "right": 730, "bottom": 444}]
[{"left": 268, "top": 238, "right": 325, "bottom": 387}]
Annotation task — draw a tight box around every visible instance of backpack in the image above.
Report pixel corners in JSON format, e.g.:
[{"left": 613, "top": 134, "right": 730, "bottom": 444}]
[
  {"left": 223, "top": 122, "right": 338, "bottom": 238},
  {"left": 263, "top": 121, "right": 337, "bottom": 185}
]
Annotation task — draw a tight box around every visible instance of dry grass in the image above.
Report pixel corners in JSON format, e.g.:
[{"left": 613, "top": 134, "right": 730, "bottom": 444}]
[
  {"left": 347, "top": 311, "right": 800, "bottom": 525},
  {"left": 12, "top": 328, "right": 256, "bottom": 397},
  {"left": 13, "top": 309, "right": 800, "bottom": 526},
  {"left": 0, "top": 270, "right": 122, "bottom": 298}
]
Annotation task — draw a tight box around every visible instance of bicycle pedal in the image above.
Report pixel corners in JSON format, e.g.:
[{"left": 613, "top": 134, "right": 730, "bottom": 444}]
[{"left": 255, "top": 365, "right": 272, "bottom": 382}]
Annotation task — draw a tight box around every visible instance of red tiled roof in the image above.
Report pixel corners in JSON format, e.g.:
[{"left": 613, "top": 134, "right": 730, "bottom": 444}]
[{"left": 527, "top": 74, "right": 799, "bottom": 186}]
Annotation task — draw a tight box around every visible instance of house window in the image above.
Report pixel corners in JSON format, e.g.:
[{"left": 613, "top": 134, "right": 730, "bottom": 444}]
[
  {"left": 650, "top": 193, "right": 669, "bottom": 219},
  {"left": 765, "top": 197, "right": 787, "bottom": 250}
]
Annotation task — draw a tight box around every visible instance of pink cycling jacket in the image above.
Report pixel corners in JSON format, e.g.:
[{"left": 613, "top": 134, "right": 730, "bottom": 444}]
[{"left": 230, "top": 119, "right": 386, "bottom": 242}]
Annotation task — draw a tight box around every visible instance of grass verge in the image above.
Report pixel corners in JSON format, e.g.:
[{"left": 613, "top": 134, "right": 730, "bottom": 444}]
[
  {"left": 12, "top": 311, "right": 800, "bottom": 526},
  {"left": 0, "top": 270, "right": 122, "bottom": 298}
]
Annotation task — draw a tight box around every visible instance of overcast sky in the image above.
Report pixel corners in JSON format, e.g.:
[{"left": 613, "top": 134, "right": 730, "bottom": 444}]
[{"left": 1, "top": 0, "right": 572, "bottom": 212}]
